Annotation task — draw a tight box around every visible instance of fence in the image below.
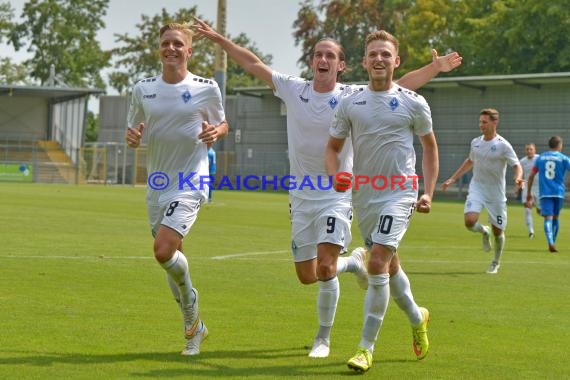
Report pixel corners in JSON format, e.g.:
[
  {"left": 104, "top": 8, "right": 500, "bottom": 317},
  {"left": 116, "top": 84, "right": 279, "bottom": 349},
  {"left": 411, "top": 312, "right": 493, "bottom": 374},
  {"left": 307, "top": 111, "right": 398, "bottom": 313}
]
[{"left": 80, "top": 143, "right": 238, "bottom": 186}]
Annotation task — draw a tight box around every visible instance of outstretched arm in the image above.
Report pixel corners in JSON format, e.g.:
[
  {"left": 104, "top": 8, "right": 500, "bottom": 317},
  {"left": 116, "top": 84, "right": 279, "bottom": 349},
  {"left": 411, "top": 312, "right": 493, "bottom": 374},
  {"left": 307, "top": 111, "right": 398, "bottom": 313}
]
[
  {"left": 396, "top": 49, "right": 462, "bottom": 91},
  {"left": 192, "top": 17, "right": 274, "bottom": 89},
  {"left": 441, "top": 158, "right": 473, "bottom": 191}
]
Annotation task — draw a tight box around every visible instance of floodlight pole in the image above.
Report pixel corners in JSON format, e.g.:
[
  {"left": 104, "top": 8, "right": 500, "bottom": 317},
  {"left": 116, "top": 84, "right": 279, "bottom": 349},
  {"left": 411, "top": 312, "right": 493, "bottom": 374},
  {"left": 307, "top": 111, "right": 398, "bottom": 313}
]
[
  {"left": 215, "top": 0, "right": 227, "bottom": 106},
  {"left": 214, "top": 0, "right": 228, "bottom": 152}
]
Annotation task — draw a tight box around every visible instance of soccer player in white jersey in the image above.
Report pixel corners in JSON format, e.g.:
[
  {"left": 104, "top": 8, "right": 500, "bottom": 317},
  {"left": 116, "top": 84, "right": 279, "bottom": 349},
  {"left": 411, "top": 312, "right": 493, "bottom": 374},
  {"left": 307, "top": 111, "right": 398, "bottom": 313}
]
[
  {"left": 125, "top": 23, "right": 229, "bottom": 356},
  {"left": 326, "top": 30, "right": 439, "bottom": 373},
  {"left": 519, "top": 143, "right": 540, "bottom": 238},
  {"left": 192, "top": 17, "right": 460, "bottom": 358},
  {"left": 442, "top": 109, "right": 523, "bottom": 274}
]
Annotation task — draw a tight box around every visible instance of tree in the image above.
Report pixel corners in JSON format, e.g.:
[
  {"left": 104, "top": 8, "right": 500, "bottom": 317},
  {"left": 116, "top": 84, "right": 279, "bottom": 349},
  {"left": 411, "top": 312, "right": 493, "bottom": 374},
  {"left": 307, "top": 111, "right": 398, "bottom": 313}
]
[
  {"left": 8, "top": 0, "right": 110, "bottom": 88},
  {"left": 84, "top": 110, "right": 98, "bottom": 142},
  {"left": 396, "top": 0, "right": 459, "bottom": 75},
  {"left": 108, "top": 7, "right": 272, "bottom": 94},
  {"left": 447, "top": 0, "right": 570, "bottom": 75},
  {"left": 0, "top": 57, "right": 31, "bottom": 85},
  {"left": 293, "top": 0, "right": 417, "bottom": 82},
  {"left": 0, "top": 2, "right": 29, "bottom": 84},
  {"left": 0, "top": 1, "right": 14, "bottom": 43},
  {"left": 293, "top": 0, "right": 570, "bottom": 79}
]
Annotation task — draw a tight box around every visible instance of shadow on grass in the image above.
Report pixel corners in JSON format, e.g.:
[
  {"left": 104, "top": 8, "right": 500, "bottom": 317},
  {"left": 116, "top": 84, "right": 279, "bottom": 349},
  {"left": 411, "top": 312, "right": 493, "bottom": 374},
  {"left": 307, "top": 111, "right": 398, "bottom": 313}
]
[{"left": 0, "top": 346, "right": 415, "bottom": 378}]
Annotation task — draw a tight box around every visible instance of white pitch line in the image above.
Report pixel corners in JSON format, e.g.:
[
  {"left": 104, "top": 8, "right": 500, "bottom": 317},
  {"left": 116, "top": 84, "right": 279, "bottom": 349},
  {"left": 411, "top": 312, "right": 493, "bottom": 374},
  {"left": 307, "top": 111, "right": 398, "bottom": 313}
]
[
  {"left": 211, "top": 250, "right": 289, "bottom": 260},
  {"left": 0, "top": 255, "right": 153, "bottom": 260},
  {"left": 0, "top": 252, "right": 567, "bottom": 266}
]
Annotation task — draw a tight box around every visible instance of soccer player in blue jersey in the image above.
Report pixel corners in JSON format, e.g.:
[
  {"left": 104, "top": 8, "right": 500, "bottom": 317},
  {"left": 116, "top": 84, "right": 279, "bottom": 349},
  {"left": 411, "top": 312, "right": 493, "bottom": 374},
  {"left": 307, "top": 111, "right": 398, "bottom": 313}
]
[
  {"left": 526, "top": 136, "right": 570, "bottom": 252},
  {"left": 207, "top": 146, "right": 216, "bottom": 202}
]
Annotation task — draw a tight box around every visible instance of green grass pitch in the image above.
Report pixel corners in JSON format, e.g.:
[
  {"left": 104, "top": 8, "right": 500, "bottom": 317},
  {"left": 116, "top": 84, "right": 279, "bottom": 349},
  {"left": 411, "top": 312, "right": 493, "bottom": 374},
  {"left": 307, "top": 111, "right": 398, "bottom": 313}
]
[{"left": 0, "top": 183, "right": 568, "bottom": 379}]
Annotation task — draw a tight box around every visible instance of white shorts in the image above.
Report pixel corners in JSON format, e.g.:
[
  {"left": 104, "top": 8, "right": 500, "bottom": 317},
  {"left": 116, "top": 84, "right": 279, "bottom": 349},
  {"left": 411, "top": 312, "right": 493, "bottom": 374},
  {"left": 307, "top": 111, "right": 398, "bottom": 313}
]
[
  {"left": 356, "top": 196, "right": 417, "bottom": 252},
  {"left": 464, "top": 192, "right": 507, "bottom": 230},
  {"left": 290, "top": 196, "right": 353, "bottom": 263},
  {"left": 147, "top": 195, "right": 203, "bottom": 237}
]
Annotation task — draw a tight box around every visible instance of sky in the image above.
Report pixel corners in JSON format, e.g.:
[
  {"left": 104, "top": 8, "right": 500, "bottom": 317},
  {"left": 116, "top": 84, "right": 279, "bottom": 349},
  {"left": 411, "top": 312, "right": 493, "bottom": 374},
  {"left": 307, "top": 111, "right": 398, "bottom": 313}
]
[{"left": 6, "top": 0, "right": 305, "bottom": 85}]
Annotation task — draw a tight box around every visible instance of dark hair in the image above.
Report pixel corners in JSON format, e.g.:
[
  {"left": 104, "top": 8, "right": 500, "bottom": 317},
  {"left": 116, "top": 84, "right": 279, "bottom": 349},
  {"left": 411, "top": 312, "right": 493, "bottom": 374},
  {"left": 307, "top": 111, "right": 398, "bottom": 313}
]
[
  {"left": 310, "top": 38, "right": 347, "bottom": 80},
  {"left": 549, "top": 135, "right": 563, "bottom": 149}
]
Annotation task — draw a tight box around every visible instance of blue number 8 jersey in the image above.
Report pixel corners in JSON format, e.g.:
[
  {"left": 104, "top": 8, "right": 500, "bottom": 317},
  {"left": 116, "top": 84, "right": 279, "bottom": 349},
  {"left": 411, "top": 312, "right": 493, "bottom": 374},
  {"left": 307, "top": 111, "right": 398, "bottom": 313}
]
[{"left": 535, "top": 151, "right": 570, "bottom": 198}]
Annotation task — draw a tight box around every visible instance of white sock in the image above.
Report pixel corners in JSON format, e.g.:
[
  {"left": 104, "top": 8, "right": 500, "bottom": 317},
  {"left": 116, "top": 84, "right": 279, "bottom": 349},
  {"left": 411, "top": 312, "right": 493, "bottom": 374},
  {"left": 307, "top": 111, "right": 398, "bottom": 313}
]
[
  {"left": 160, "top": 250, "right": 196, "bottom": 307},
  {"left": 360, "top": 273, "right": 390, "bottom": 352},
  {"left": 390, "top": 268, "right": 422, "bottom": 326},
  {"left": 468, "top": 221, "right": 485, "bottom": 234},
  {"left": 167, "top": 274, "right": 181, "bottom": 303},
  {"left": 336, "top": 256, "right": 349, "bottom": 274},
  {"left": 316, "top": 277, "right": 339, "bottom": 340},
  {"left": 494, "top": 233, "right": 505, "bottom": 264},
  {"left": 524, "top": 208, "right": 534, "bottom": 233}
]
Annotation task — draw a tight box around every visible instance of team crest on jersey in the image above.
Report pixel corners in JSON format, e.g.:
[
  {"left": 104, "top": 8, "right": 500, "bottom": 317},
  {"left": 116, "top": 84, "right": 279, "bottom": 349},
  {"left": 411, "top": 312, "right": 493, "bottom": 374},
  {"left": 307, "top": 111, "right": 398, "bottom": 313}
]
[
  {"left": 389, "top": 97, "right": 399, "bottom": 111},
  {"left": 491, "top": 145, "right": 497, "bottom": 152},
  {"left": 329, "top": 97, "right": 338, "bottom": 109},
  {"left": 181, "top": 90, "right": 192, "bottom": 103}
]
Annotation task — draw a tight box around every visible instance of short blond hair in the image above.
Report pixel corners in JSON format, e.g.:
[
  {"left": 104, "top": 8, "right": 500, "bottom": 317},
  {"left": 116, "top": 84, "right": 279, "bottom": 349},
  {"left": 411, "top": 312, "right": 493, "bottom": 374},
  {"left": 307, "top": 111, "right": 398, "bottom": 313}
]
[
  {"left": 159, "top": 22, "right": 194, "bottom": 45},
  {"left": 364, "top": 30, "right": 399, "bottom": 53}
]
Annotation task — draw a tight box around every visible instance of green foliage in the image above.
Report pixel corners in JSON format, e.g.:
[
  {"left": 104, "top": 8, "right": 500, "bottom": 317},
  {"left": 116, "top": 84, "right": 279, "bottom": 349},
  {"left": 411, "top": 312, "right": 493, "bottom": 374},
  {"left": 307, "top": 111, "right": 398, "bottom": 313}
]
[
  {"left": 0, "top": 1, "right": 14, "bottom": 43},
  {"left": 396, "top": 0, "right": 458, "bottom": 74},
  {"left": 8, "top": 0, "right": 110, "bottom": 88},
  {"left": 0, "top": 57, "right": 31, "bottom": 85},
  {"left": 0, "top": 184, "right": 568, "bottom": 379},
  {"left": 294, "top": 0, "right": 416, "bottom": 82},
  {"left": 448, "top": 0, "right": 570, "bottom": 75},
  {"left": 108, "top": 7, "right": 272, "bottom": 94},
  {"left": 226, "top": 33, "right": 273, "bottom": 93},
  {"left": 293, "top": 0, "right": 570, "bottom": 79},
  {"left": 84, "top": 111, "right": 98, "bottom": 142}
]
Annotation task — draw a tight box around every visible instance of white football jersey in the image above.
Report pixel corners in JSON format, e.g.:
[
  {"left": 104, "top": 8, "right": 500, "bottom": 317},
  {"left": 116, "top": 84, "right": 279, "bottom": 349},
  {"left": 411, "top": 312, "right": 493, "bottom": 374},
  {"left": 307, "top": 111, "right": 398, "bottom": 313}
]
[
  {"left": 128, "top": 73, "right": 225, "bottom": 205},
  {"left": 272, "top": 71, "right": 360, "bottom": 201},
  {"left": 468, "top": 134, "right": 519, "bottom": 202},
  {"left": 519, "top": 154, "right": 539, "bottom": 194},
  {"left": 329, "top": 84, "right": 433, "bottom": 206}
]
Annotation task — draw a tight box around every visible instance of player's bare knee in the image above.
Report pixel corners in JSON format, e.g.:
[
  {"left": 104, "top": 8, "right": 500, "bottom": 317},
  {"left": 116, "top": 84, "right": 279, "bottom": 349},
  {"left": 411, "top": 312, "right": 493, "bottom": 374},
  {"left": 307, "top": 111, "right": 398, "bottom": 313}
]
[
  {"left": 297, "top": 272, "right": 317, "bottom": 285},
  {"left": 153, "top": 240, "right": 177, "bottom": 263},
  {"left": 316, "top": 262, "right": 336, "bottom": 280}
]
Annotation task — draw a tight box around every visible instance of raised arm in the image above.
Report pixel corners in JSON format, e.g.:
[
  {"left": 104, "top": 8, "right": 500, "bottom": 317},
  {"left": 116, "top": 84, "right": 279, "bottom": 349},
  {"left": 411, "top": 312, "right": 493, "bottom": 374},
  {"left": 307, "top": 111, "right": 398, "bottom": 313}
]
[
  {"left": 396, "top": 49, "right": 462, "bottom": 91},
  {"left": 192, "top": 17, "right": 274, "bottom": 89},
  {"left": 441, "top": 158, "right": 473, "bottom": 191}
]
